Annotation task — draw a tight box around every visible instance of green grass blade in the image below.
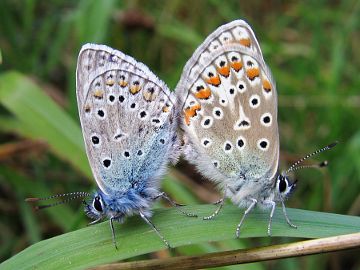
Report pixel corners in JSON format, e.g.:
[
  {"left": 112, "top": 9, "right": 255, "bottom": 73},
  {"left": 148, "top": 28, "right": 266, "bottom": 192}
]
[
  {"left": 157, "top": 22, "right": 203, "bottom": 47},
  {"left": 1, "top": 205, "right": 359, "bottom": 270},
  {"left": 75, "top": 0, "right": 116, "bottom": 44},
  {"left": 0, "top": 165, "right": 77, "bottom": 231},
  {"left": 0, "top": 71, "right": 91, "bottom": 179}
]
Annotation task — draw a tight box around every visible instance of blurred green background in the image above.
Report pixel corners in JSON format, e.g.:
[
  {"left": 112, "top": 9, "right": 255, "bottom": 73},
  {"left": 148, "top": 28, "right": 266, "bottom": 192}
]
[{"left": 0, "top": 0, "right": 359, "bottom": 269}]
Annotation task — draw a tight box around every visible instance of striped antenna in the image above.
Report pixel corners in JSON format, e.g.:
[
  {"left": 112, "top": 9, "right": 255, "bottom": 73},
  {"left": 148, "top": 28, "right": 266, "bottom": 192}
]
[
  {"left": 25, "top": 191, "right": 91, "bottom": 210},
  {"left": 284, "top": 142, "right": 337, "bottom": 175},
  {"left": 284, "top": 160, "right": 328, "bottom": 173}
]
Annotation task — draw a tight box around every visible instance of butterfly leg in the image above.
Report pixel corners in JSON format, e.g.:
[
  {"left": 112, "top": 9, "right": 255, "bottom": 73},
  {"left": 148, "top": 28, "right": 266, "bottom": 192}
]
[
  {"left": 154, "top": 192, "right": 197, "bottom": 217},
  {"left": 203, "top": 197, "right": 225, "bottom": 220},
  {"left": 109, "top": 217, "right": 118, "bottom": 250},
  {"left": 87, "top": 218, "right": 102, "bottom": 225},
  {"left": 281, "top": 199, "right": 297, "bottom": 229},
  {"left": 236, "top": 198, "right": 257, "bottom": 238},
  {"left": 267, "top": 200, "right": 276, "bottom": 236},
  {"left": 139, "top": 211, "right": 171, "bottom": 248},
  {"left": 203, "top": 186, "right": 227, "bottom": 220}
]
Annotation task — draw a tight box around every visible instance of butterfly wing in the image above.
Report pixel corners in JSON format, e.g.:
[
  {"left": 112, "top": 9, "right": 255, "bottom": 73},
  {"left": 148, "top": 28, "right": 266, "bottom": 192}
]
[
  {"left": 176, "top": 20, "right": 279, "bottom": 189},
  {"left": 77, "top": 44, "right": 178, "bottom": 195}
]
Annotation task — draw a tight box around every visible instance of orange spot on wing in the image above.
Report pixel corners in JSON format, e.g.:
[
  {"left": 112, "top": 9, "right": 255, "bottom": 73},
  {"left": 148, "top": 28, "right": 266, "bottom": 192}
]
[
  {"left": 105, "top": 80, "right": 115, "bottom": 86},
  {"left": 231, "top": 61, "right": 243, "bottom": 72},
  {"left": 195, "top": 88, "right": 212, "bottom": 99},
  {"left": 84, "top": 105, "right": 91, "bottom": 113},
  {"left": 184, "top": 104, "right": 201, "bottom": 125},
  {"left": 93, "top": 89, "right": 104, "bottom": 99},
  {"left": 119, "top": 80, "right": 128, "bottom": 87},
  {"left": 239, "top": 38, "right": 251, "bottom": 47},
  {"left": 162, "top": 102, "right": 171, "bottom": 113},
  {"left": 162, "top": 105, "right": 170, "bottom": 113},
  {"left": 143, "top": 88, "right": 156, "bottom": 101},
  {"left": 246, "top": 68, "right": 260, "bottom": 80},
  {"left": 217, "top": 66, "right": 230, "bottom": 77},
  {"left": 205, "top": 75, "right": 221, "bottom": 86},
  {"left": 130, "top": 85, "right": 141, "bottom": 94},
  {"left": 263, "top": 79, "right": 272, "bottom": 92}
]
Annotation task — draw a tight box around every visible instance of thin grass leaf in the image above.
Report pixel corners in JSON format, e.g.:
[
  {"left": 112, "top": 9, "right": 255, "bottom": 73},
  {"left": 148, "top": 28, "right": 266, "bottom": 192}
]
[
  {"left": 0, "top": 71, "right": 91, "bottom": 179},
  {"left": 75, "top": 0, "right": 116, "bottom": 44},
  {"left": 0, "top": 116, "right": 32, "bottom": 135},
  {"left": 157, "top": 22, "right": 203, "bottom": 47},
  {"left": 0, "top": 165, "right": 77, "bottom": 231},
  {"left": 18, "top": 195, "right": 41, "bottom": 244},
  {"left": 1, "top": 205, "right": 359, "bottom": 270}
]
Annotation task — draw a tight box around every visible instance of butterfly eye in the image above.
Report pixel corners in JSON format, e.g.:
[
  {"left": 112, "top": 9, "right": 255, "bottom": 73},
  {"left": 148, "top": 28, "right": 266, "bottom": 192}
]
[
  {"left": 93, "top": 196, "right": 103, "bottom": 212},
  {"left": 279, "top": 179, "right": 287, "bottom": 193},
  {"left": 278, "top": 176, "right": 288, "bottom": 193}
]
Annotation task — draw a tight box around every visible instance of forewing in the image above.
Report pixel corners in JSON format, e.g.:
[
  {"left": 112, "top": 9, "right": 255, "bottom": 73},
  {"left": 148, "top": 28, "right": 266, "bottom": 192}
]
[
  {"left": 77, "top": 44, "right": 178, "bottom": 195},
  {"left": 176, "top": 20, "right": 279, "bottom": 185}
]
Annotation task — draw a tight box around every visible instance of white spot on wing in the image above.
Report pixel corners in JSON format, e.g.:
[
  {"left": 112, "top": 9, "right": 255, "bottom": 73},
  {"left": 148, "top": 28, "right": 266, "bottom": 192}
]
[
  {"left": 213, "top": 160, "right": 220, "bottom": 168},
  {"left": 223, "top": 141, "right": 233, "bottom": 153},
  {"left": 90, "top": 133, "right": 101, "bottom": 147},
  {"left": 114, "top": 128, "right": 127, "bottom": 141},
  {"left": 102, "top": 157, "right": 112, "bottom": 169},
  {"left": 201, "top": 138, "right": 212, "bottom": 148},
  {"left": 257, "top": 138, "right": 270, "bottom": 151},
  {"left": 107, "top": 94, "right": 116, "bottom": 105},
  {"left": 234, "top": 104, "right": 251, "bottom": 130},
  {"left": 212, "top": 107, "right": 223, "bottom": 119},
  {"left": 261, "top": 113, "right": 272, "bottom": 127},
  {"left": 198, "top": 51, "right": 210, "bottom": 67},
  {"left": 209, "top": 40, "right": 221, "bottom": 52},
  {"left": 236, "top": 136, "right": 246, "bottom": 150},
  {"left": 151, "top": 117, "right": 163, "bottom": 127},
  {"left": 249, "top": 94, "right": 261, "bottom": 109},
  {"left": 231, "top": 26, "right": 249, "bottom": 42},
  {"left": 236, "top": 80, "right": 247, "bottom": 93},
  {"left": 201, "top": 116, "right": 213, "bottom": 129},
  {"left": 129, "top": 102, "right": 138, "bottom": 111},
  {"left": 219, "top": 31, "right": 233, "bottom": 44},
  {"left": 96, "top": 108, "right": 106, "bottom": 119}
]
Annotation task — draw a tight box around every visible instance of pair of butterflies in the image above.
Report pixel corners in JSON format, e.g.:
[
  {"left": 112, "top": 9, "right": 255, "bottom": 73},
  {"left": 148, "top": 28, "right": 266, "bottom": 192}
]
[{"left": 29, "top": 20, "right": 335, "bottom": 248}]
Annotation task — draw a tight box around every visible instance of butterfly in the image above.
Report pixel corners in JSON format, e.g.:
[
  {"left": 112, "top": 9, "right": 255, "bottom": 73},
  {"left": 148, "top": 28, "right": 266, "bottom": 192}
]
[
  {"left": 27, "top": 43, "right": 195, "bottom": 249},
  {"left": 175, "top": 19, "right": 336, "bottom": 236}
]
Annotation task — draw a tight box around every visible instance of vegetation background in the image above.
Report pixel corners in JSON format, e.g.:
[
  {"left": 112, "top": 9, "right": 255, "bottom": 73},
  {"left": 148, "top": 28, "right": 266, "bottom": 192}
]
[{"left": 0, "top": 0, "right": 359, "bottom": 269}]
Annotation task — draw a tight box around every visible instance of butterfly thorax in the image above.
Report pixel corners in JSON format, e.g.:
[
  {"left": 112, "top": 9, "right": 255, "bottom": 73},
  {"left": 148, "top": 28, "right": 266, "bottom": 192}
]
[
  {"left": 228, "top": 172, "right": 295, "bottom": 210},
  {"left": 226, "top": 171, "right": 278, "bottom": 208}
]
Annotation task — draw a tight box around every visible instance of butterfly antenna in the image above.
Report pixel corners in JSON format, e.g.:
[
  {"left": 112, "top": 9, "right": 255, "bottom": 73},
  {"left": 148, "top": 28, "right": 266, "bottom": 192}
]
[
  {"left": 286, "top": 160, "right": 328, "bottom": 173},
  {"left": 25, "top": 191, "right": 90, "bottom": 210},
  {"left": 284, "top": 142, "right": 337, "bottom": 175}
]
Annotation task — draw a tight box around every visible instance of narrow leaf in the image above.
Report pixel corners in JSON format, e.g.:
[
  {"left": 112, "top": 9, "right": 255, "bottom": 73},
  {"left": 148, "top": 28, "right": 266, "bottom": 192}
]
[
  {"left": 1, "top": 205, "right": 359, "bottom": 270},
  {"left": 0, "top": 71, "right": 92, "bottom": 179}
]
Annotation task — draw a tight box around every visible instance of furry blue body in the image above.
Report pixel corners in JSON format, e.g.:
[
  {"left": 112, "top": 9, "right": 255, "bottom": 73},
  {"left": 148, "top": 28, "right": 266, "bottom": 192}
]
[{"left": 84, "top": 187, "right": 158, "bottom": 222}]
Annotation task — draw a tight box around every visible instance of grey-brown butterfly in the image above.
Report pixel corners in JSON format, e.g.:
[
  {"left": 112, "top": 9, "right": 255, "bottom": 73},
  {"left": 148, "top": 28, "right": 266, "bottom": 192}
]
[
  {"left": 175, "top": 19, "right": 336, "bottom": 237},
  {"left": 76, "top": 44, "right": 198, "bottom": 248},
  {"left": 27, "top": 43, "right": 196, "bottom": 249}
]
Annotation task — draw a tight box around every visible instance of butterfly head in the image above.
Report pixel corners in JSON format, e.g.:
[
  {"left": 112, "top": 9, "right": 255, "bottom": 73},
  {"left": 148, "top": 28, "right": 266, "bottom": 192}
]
[
  {"left": 84, "top": 191, "right": 108, "bottom": 220},
  {"left": 273, "top": 142, "right": 338, "bottom": 201},
  {"left": 274, "top": 173, "right": 297, "bottom": 201}
]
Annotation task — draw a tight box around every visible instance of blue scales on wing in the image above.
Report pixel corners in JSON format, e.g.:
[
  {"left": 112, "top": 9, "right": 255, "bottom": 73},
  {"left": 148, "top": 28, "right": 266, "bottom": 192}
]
[{"left": 76, "top": 44, "right": 179, "bottom": 198}]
